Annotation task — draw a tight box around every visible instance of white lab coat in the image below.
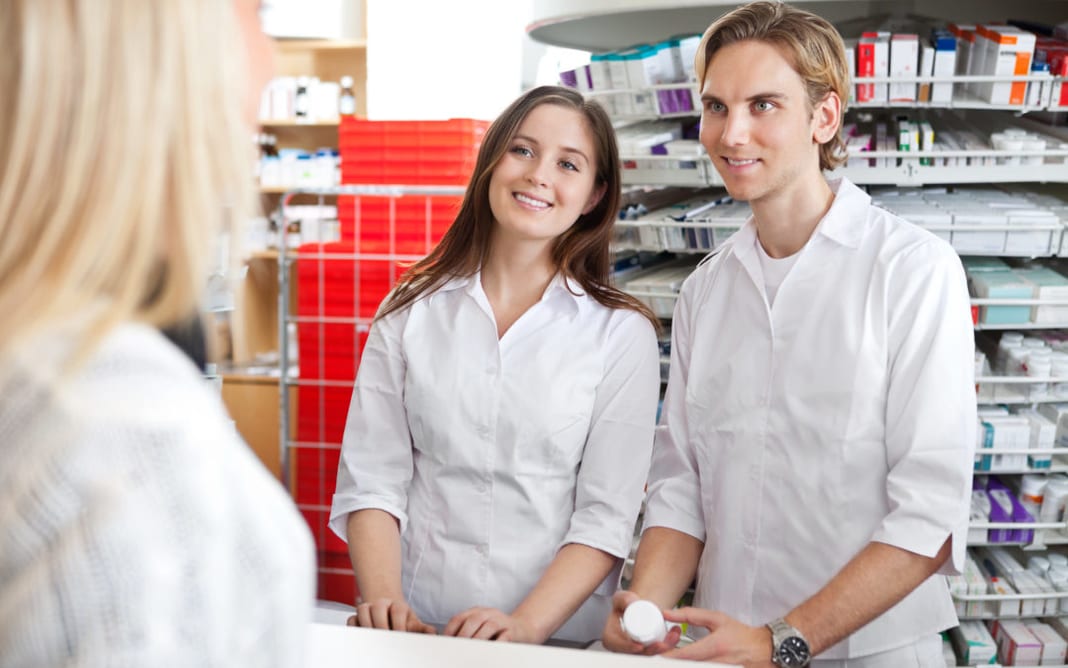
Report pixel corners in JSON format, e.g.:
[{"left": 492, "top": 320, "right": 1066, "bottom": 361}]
[
  {"left": 330, "top": 272, "right": 660, "bottom": 641},
  {"left": 645, "top": 178, "right": 976, "bottom": 658}
]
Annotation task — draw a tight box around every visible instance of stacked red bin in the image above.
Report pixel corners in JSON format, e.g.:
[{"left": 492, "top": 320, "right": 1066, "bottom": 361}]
[
  {"left": 294, "top": 118, "right": 487, "bottom": 603},
  {"left": 335, "top": 118, "right": 488, "bottom": 254}
]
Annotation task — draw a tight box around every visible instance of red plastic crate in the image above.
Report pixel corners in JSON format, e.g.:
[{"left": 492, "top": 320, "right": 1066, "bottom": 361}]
[
  {"left": 317, "top": 563, "right": 357, "bottom": 606},
  {"left": 294, "top": 447, "right": 342, "bottom": 506},
  {"left": 297, "top": 384, "right": 354, "bottom": 444},
  {"left": 301, "top": 507, "right": 349, "bottom": 556}
]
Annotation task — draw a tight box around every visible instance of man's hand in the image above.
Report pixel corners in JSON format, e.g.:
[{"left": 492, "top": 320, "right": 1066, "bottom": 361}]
[
  {"left": 663, "top": 607, "right": 775, "bottom": 666},
  {"left": 602, "top": 590, "right": 682, "bottom": 655},
  {"left": 443, "top": 607, "right": 541, "bottom": 643},
  {"left": 347, "top": 598, "right": 437, "bottom": 634}
]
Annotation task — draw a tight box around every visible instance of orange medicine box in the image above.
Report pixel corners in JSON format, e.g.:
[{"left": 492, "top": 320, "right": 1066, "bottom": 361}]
[{"left": 975, "top": 25, "right": 1036, "bottom": 105}]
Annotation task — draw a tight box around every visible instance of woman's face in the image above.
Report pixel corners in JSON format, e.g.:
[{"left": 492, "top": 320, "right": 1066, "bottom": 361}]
[
  {"left": 234, "top": 0, "right": 275, "bottom": 125},
  {"left": 487, "top": 103, "right": 605, "bottom": 246}
]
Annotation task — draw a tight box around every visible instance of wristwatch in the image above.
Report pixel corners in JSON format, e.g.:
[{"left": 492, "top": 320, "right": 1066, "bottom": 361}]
[{"left": 767, "top": 618, "right": 811, "bottom": 668}]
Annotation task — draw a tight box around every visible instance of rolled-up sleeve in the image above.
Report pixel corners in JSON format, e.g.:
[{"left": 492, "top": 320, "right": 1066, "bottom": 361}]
[
  {"left": 563, "top": 310, "right": 660, "bottom": 559},
  {"left": 642, "top": 276, "right": 707, "bottom": 542},
  {"left": 872, "top": 240, "right": 976, "bottom": 575},
  {"left": 329, "top": 308, "right": 415, "bottom": 539}
]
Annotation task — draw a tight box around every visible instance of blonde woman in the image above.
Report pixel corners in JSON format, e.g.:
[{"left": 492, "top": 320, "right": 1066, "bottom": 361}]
[{"left": 0, "top": 1, "right": 315, "bottom": 665}]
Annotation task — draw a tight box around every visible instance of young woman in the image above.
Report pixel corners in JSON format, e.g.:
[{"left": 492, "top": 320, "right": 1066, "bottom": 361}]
[
  {"left": 329, "top": 86, "right": 661, "bottom": 644},
  {"left": 0, "top": 1, "right": 315, "bottom": 664}
]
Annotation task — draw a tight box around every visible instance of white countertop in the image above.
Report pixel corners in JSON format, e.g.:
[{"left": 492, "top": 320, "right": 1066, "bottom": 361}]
[{"left": 304, "top": 623, "right": 736, "bottom": 667}]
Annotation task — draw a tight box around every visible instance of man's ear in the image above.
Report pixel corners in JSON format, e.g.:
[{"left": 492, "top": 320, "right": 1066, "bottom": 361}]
[
  {"left": 582, "top": 182, "right": 607, "bottom": 215},
  {"left": 812, "top": 91, "right": 842, "bottom": 144}
]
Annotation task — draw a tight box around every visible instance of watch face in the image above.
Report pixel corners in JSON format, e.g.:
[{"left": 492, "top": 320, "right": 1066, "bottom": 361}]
[{"left": 776, "top": 636, "right": 811, "bottom": 667}]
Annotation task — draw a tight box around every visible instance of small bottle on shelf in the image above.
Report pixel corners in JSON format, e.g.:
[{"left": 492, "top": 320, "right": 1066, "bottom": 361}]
[
  {"left": 295, "top": 76, "right": 310, "bottom": 120},
  {"left": 339, "top": 75, "right": 357, "bottom": 116}
]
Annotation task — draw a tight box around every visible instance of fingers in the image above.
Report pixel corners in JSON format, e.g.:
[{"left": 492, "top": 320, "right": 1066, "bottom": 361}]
[
  {"left": 663, "top": 606, "right": 725, "bottom": 631},
  {"left": 351, "top": 599, "right": 434, "bottom": 633},
  {"left": 603, "top": 591, "right": 645, "bottom": 653},
  {"left": 442, "top": 610, "right": 466, "bottom": 637},
  {"left": 641, "top": 626, "right": 683, "bottom": 655},
  {"left": 664, "top": 637, "right": 717, "bottom": 661},
  {"left": 444, "top": 608, "right": 511, "bottom": 641},
  {"left": 411, "top": 618, "right": 438, "bottom": 634},
  {"left": 611, "top": 589, "right": 641, "bottom": 613}
]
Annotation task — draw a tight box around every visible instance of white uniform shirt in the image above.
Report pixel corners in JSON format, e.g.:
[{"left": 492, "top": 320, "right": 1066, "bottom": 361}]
[
  {"left": 644, "top": 178, "right": 976, "bottom": 658},
  {"left": 330, "top": 272, "right": 660, "bottom": 642},
  {"left": 0, "top": 323, "right": 316, "bottom": 666}
]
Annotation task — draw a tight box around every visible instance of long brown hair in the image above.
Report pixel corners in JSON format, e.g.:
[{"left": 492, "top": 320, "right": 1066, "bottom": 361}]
[
  {"left": 696, "top": 0, "right": 849, "bottom": 171},
  {"left": 376, "top": 85, "right": 658, "bottom": 330}
]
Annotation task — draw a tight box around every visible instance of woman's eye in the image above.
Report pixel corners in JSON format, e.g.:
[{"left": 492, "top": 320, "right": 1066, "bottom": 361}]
[
  {"left": 560, "top": 160, "right": 578, "bottom": 171},
  {"left": 511, "top": 146, "right": 533, "bottom": 157},
  {"left": 754, "top": 101, "right": 774, "bottom": 112}
]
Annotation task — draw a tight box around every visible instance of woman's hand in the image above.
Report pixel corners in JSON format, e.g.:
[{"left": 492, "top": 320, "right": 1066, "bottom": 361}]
[
  {"left": 443, "top": 606, "right": 541, "bottom": 643},
  {"left": 602, "top": 590, "right": 681, "bottom": 655},
  {"left": 347, "top": 598, "right": 437, "bottom": 634}
]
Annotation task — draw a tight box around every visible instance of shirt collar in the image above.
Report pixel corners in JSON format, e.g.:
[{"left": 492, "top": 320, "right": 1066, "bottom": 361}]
[
  {"left": 814, "top": 177, "right": 870, "bottom": 249},
  {"left": 731, "top": 176, "right": 869, "bottom": 262},
  {"left": 432, "top": 270, "right": 586, "bottom": 316}
]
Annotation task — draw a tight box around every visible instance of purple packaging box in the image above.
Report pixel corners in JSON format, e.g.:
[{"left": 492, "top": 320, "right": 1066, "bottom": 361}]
[
  {"left": 986, "top": 488, "right": 1015, "bottom": 543},
  {"left": 657, "top": 90, "right": 679, "bottom": 114}
]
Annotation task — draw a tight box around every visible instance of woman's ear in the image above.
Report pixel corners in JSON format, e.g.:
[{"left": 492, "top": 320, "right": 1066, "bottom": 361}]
[
  {"left": 812, "top": 91, "right": 842, "bottom": 144},
  {"left": 582, "top": 183, "right": 607, "bottom": 215}
]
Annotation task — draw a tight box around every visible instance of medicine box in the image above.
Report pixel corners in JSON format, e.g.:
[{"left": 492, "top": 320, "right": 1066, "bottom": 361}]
[
  {"left": 889, "top": 34, "right": 919, "bottom": 102},
  {"left": 931, "top": 30, "right": 957, "bottom": 103},
  {"left": 1014, "top": 266, "right": 1068, "bottom": 323},
  {"left": 1026, "top": 621, "right": 1068, "bottom": 665},
  {"left": 948, "top": 23, "right": 978, "bottom": 98},
  {"left": 976, "top": 25, "right": 1036, "bottom": 105},
  {"left": 952, "top": 621, "right": 997, "bottom": 665},
  {"left": 1038, "top": 403, "right": 1068, "bottom": 447},
  {"left": 996, "top": 620, "right": 1043, "bottom": 665},
  {"left": 969, "top": 270, "right": 1033, "bottom": 325}
]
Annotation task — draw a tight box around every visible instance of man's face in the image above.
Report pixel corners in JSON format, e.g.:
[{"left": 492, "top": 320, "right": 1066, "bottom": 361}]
[{"left": 698, "top": 39, "right": 835, "bottom": 206}]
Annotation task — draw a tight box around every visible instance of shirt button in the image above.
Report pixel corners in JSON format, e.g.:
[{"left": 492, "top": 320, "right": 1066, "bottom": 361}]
[{"left": 477, "top": 545, "right": 488, "bottom": 557}]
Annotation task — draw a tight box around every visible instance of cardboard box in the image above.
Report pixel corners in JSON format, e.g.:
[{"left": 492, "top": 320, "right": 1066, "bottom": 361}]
[
  {"left": 1026, "top": 621, "right": 1068, "bottom": 665},
  {"left": 976, "top": 25, "right": 1036, "bottom": 105},
  {"left": 997, "top": 620, "right": 1043, "bottom": 665},
  {"left": 890, "top": 34, "right": 919, "bottom": 101},
  {"left": 931, "top": 31, "right": 958, "bottom": 103},
  {"left": 951, "top": 621, "right": 998, "bottom": 665}
]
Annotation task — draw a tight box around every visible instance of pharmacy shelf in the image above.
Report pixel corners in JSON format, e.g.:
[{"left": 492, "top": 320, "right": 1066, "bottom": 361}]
[
  {"left": 593, "top": 73, "right": 1068, "bottom": 113},
  {"left": 273, "top": 38, "right": 366, "bottom": 51},
  {"left": 975, "top": 447, "right": 1068, "bottom": 457},
  {"left": 621, "top": 156, "right": 1068, "bottom": 188},
  {"left": 970, "top": 522, "right": 1066, "bottom": 531},
  {"left": 623, "top": 156, "right": 1068, "bottom": 188},
  {"left": 977, "top": 323, "right": 1068, "bottom": 331},
  {"left": 972, "top": 467, "right": 1068, "bottom": 476},
  {"left": 978, "top": 376, "right": 1068, "bottom": 383},
  {"left": 258, "top": 119, "right": 341, "bottom": 128}
]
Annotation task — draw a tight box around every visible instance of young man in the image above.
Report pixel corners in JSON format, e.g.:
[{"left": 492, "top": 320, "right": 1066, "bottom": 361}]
[{"left": 603, "top": 2, "right": 976, "bottom": 666}]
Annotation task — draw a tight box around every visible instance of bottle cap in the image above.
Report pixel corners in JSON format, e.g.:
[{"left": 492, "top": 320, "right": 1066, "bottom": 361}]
[{"left": 621, "top": 600, "right": 667, "bottom": 645}]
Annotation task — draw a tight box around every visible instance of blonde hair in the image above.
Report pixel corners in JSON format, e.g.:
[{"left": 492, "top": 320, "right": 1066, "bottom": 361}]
[
  {"left": 695, "top": 0, "right": 849, "bottom": 171},
  {"left": 0, "top": 0, "right": 254, "bottom": 372}
]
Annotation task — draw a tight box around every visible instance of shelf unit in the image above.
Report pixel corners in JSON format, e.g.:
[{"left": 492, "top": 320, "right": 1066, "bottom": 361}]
[
  {"left": 223, "top": 32, "right": 367, "bottom": 499},
  {"left": 531, "top": 0, "right": 1068, "bottom": 663}
]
